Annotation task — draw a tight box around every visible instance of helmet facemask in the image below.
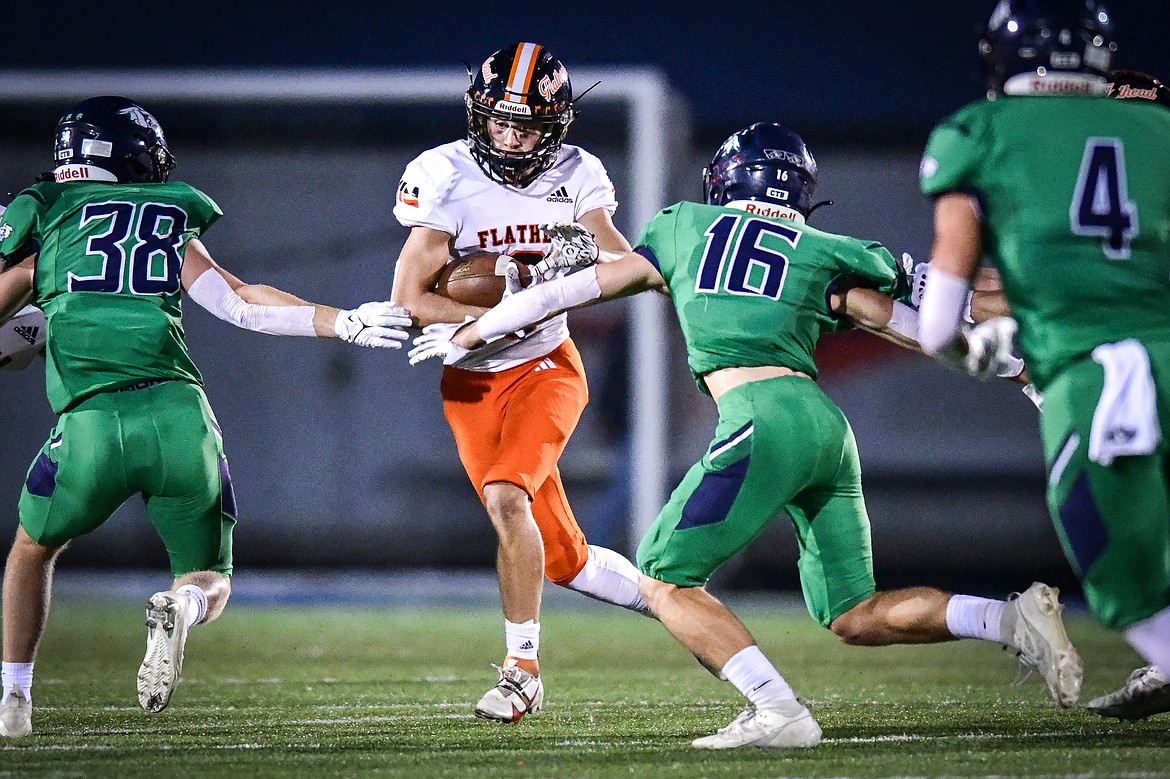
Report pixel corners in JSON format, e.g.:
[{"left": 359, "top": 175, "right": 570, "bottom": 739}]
[{"left": 465, "top": 42, "right": 575, "bottom": 188}]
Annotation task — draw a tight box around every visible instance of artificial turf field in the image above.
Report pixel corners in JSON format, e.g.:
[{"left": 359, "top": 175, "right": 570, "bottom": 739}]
[{"left": 2, "top": 585, "right": 1167, "bottom": 778}]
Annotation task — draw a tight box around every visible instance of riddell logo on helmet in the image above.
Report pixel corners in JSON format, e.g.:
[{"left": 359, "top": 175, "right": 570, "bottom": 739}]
[
  {"left": 496, "top": 100, "right": 533, "bottom": 118},
  {"left": 54, "top": 166, "right": 93, "bottom": 181},
  {"left": 1028, "top": 77, "right": 1097, "bottom": 94},
  {"left": 742, "top": 202, "right": 794, "bottom": 218}
]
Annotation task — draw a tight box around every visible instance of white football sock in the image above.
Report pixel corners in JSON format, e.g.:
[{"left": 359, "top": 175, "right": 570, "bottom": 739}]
[
  {"left": 1, "top": 662, "right": 33, "bottom": 703},
  {"left": 565, "top": 545, "right": 651, "bottom": 615},
  {"left": 1124, "top": 605, "right": 1170, "bottom": 673},
  {"left": 504, "top": 619, "right": 540, "bottom": 661},
  {"left": 176, "top": 584, "right": 208, "bottom": 628},
  {"left": 721, "top": 646, "right": 795, "bottom": 708},
  {"left": 946, "top": 594, "right": 1006, "bottom": 642}
]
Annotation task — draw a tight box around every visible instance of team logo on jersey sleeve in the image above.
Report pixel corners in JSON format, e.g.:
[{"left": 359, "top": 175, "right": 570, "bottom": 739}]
[
  {"left": 397, "top": 181, "right": 420, "bottom": 207},
  {"left": 0, "top": 225, "right": 12, "bottom": 242},
  {"left": 919, "top": 155, "right": 939, "bottom": 179}
]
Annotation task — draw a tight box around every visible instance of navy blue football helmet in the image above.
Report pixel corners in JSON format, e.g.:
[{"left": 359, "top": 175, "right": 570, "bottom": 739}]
[
  {"left": 702, "top": 123, "right": 818, "bottom": 217},
  {"left": 53, "top": 96, "right": 176, "bottom": 184},
  {"left": 466, "top": 42, "right": 575, "bottom": 188},
  {"left": 980, "top": 0, "right": 1116, "bottom": 96}
]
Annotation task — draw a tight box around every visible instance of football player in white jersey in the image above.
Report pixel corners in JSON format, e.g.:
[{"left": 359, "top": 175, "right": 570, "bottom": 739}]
[{"left": 391, "top": 42, "right": 647, "bottom": 723}]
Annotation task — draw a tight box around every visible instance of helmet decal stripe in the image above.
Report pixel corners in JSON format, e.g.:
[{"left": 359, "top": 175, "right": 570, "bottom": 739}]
[{"left": 506, "top": 42, "right": 542, "bottom": 104}]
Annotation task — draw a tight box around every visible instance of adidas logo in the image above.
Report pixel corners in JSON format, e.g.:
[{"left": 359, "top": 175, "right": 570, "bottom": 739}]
[
  {"left": 518, "top": 640, "right": 534, "bottom": 651},
  {"left": 533, "top": 358, "right": 557, "bottom": 372},
  {"left": 14, "top": 325, "right": 39, "bottom": 346},
  {"left": 545, "top": 186, "right": 573, "bottom": 203}
]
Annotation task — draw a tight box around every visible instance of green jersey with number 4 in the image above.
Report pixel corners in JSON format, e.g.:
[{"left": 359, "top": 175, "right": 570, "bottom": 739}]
[
  {"left": 634, "top": 201, "right": 904, "bottom": 388},
  {"left": 0, "top": 180, "right": 222, "bottom": 412},
  {"left": 920, "top": 96, "right": 1170, "bottom": 388}
]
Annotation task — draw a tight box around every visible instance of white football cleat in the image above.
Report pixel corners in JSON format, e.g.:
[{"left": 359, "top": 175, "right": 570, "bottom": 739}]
[
  {"left": 473, "top": 664, "right": 544, "bottom": 723},
  {"left": 0, "top": 688, "right": 32, "bottom": 738},
  {"left": 1088, "top": 665, "right": 1170, "bottom": 721},
  {"left": 136, "top": 591, "right": 190, "bottom": 713},
  {"left": 1003, "top": 582, "right": 1083, "bottom": 707},
  {"left": 692, "top": 700, "right": 822, "bottom": 749}
]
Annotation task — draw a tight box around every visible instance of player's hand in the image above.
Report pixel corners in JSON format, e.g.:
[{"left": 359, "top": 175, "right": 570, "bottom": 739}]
[
  {"left": 533, "top": 222, "right": 599, "bottom": 280},
  {"left": 408, "top": 320, "right": 471, "bottom": 366},
  {"left": 499, "top": 258, "right": 535, "bottom": 300},
  {"left": 901, "top": 253, "right": 929, "bottom": 309},
  {"left": 963, "top": 316, "right": 1018, "bottom": 380},
  {"left": 334, "top": 302, "right": 412, "bottom": 349}
]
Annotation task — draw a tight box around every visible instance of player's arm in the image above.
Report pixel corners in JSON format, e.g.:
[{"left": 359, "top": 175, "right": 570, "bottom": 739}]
[
  {"left": 832, "top": 281, "right": 1029, "bottom": 383},
  {"left": 454, "top": 250, "right": 663, "bottom": 350},
  {"left": 390, "top": 226, "right": 487, "bottom": 327},
  {"left": 832, "top": 286, "right": 921, "bottom": 352},
  {"left": 578, "top": 207, "right": 632, "bottom": 256},
  {"left": 918, "top": 192, "right": 983, "bottom": 355},
  {"left": 180, "top": 238, "right": 410, "bottom": 349}
]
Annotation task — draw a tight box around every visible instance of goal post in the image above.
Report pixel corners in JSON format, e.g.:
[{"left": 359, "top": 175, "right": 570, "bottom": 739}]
[{"left": 0, "top": 67, "right": 681, "bottom": 543}]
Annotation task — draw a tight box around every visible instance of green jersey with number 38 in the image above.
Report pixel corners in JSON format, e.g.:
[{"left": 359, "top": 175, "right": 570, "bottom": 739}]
[
  {"left": 0, "top": 180, "right": 222, "bottom": 412},
  {"left": 634, "top": 201, "right": 905, "bottom": 389},
  {"left": 920, "top": 96, "right": 1170, "bottom": 388}
]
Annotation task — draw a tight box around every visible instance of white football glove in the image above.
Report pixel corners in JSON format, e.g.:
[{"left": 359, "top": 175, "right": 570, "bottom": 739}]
[
  {"left": 902, "top": 254, "right": 975, "bottom": 322},
  {"left": 901, "top": 253, "right": 929, "bottom": 309},
  {"left": 408, "top": 319, "right": 472, "bottom": 366},
  {"left": 497, "top": 256, "right": 535, "bottom": 300},
  {"left": 334, "top": 302, "right": 412, "bottom": 349},
  {"left": 963, "top": 316, "right": 1019, "bottom": 380},
  {"left": 533, "top": 222, "right": 599, "bottom": 280}
]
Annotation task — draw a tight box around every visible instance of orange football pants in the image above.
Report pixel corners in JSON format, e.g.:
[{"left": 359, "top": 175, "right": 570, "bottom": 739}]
[{"left": 440, "top": 339, "right": 590, "bottom": 585}]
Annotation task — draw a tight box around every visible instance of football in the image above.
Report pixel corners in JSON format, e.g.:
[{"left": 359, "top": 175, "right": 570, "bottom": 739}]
[{"left": 434, "top": 251, "right": 533, "bottom": 308}]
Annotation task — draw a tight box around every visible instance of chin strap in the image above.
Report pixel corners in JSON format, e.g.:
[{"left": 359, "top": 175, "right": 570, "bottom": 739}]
[{"left": 807, "top": 199, "right": 835, "bottom": 220}]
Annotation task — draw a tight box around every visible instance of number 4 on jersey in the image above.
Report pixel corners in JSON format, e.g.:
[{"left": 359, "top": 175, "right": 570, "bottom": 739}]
[{"left": 1070, "top": 138, "right": 1138, "bottom": 260}]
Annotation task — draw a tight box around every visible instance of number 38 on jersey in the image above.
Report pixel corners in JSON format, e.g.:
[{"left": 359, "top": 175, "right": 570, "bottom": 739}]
[{"left": 69, "top": 200, "right": 188, "bottom": 295}]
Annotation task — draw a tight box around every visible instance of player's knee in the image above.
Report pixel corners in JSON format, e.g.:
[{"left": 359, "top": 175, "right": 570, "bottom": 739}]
[
  {"left": 11, "top": 526, "right": 66, "bottom": 564},
  {"left": 483, "top": 482, "right": 533, "bottom": 533},
  {"left": 830, "top": 597, "right": 884, "bottom": 646},
  {"left": 637, "top": 576, "right": 676, "bottom": 614}
]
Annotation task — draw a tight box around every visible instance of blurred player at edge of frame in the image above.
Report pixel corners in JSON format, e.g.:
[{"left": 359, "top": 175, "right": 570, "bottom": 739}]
[
  {"left": 389, "top": 42, "right": 648, "bottom": 723},
  {"left": 0, "top": 96, "right": 411, "bottom": 738},
  {"left": 411, "top": 121, "right": 1082, "bottom": 749},
  {"left": 918, "top": 0, "right": 1170, "bottom": 721}
]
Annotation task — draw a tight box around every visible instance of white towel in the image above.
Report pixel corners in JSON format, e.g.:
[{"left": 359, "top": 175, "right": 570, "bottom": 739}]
[{"left": 1088, "top": 339, "right": 1162, "bottom": 466}]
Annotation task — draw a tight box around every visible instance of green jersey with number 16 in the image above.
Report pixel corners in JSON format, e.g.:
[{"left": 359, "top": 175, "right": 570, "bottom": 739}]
[
  {"left": 920, "top": 96, "right": 1170, "bottom": 388},
  {"left": 0, "top": 180, "right": 222, "bottom": 412},
  {"left": 633, "top": 201, "right": 905, "bottom": 391}
]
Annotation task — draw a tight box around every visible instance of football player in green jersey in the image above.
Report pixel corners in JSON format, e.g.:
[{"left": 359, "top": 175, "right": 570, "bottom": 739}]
[
  {"left": 919, "top": 1, "right": 1170, "bottom": 721},
  {"left": 411, "top": 123, "right": 1081, "bottom": 749},
  {"left": 0, "top": 96, "right": 412, "bottom": 737}
]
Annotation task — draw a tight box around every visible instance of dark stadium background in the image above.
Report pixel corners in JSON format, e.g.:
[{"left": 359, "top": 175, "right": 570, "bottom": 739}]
[{"left": 2, "top": 0, "right": 1167, "bottom": 595}]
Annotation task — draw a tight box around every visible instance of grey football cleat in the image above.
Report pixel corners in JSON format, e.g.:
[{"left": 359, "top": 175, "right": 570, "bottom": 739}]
[
  {"left": 1003, "top": 582, "right": 1083, "bottom": 707},
  {"left": 1088, "top": 665, "right": 1170, "bottom": 721},
  {"left": 0, "top": 688, "right": 32, "bottom": 738},
  {"left": 692, "top": 700, "right": 822, "bottom": 749},
  {"left": 136, "top": 591, "right": 190, "bottom": 713},
  {"left": 474, "top": 664, "right": 544, "bottom": 723}
]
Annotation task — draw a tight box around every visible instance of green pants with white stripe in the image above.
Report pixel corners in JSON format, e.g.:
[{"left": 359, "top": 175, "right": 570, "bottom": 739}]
[
  {"left": 19, "top": 380, "right": 236, "bottom": 577},
  {"left": 1039, "top": 339, "right": 1170, "bottom": 630},
  {"left": 637, "top": 375, "right": 876, "bottom": 627}
]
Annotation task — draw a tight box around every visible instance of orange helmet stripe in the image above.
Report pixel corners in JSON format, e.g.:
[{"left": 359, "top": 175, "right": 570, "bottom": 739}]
[{"left": 505, "top": 42, "right": 542, "bottom": 104}]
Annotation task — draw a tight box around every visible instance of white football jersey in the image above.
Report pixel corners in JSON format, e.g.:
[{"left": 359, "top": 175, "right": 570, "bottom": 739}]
[{"left": 394, "top": 140, "right": 618, "bottom": 371}]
